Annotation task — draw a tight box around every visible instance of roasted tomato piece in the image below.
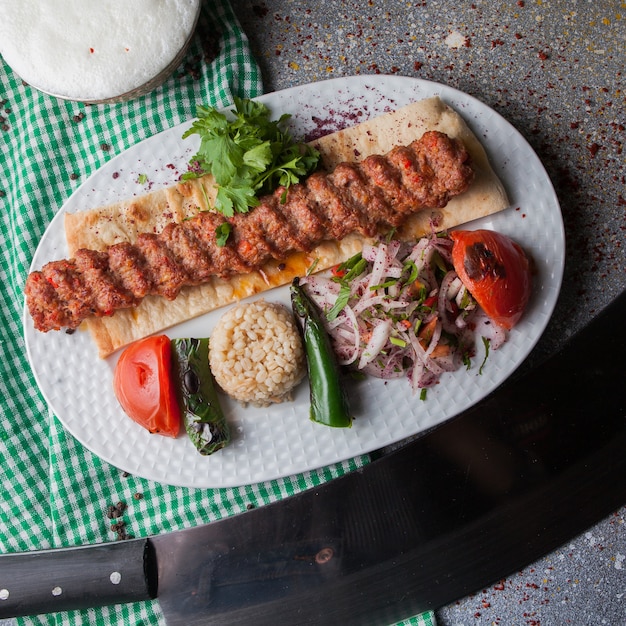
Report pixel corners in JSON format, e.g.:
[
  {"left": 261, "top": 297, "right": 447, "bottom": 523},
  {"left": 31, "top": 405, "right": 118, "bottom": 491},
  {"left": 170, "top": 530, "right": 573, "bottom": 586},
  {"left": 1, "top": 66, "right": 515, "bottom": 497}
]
[
  {"left": 113, "top": 335, "right": 181, "bottom": 437},
  {"left": 451, "top": 229, "right": 532, "bottom": 330}
]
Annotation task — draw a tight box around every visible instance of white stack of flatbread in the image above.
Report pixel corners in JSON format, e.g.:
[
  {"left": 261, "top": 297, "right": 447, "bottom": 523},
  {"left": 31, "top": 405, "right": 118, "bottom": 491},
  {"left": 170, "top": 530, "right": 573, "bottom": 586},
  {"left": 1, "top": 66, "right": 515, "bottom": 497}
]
[
  {"left": 0, "top": 0, "right": 200, "bottom": 102},
  {"left": 64, "top": 97, "right": 508, "bottom": 357}
]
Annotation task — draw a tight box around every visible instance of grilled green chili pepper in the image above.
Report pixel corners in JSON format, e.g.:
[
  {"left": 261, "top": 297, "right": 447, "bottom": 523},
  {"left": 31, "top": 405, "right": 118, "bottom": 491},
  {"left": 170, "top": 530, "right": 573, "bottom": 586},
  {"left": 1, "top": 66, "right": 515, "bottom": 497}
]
[
  {"left": 171, "top": 337, "right": 230, "bottom": 455},
  {"left": 290, "top": 277, "right": 353, "bottom": 428}
]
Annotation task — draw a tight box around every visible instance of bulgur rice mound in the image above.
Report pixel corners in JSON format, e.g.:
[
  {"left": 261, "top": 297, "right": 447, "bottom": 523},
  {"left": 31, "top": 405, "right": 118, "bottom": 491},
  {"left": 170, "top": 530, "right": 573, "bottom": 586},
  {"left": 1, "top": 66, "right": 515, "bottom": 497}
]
[{"left": 209, "top": 300, "right": 306, "bottom": 407}]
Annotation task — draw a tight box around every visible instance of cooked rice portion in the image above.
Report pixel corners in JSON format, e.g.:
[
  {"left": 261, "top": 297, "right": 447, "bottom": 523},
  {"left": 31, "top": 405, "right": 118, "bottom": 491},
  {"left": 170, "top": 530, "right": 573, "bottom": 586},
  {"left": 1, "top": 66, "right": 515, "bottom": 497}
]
[{"left": 209, "top": 300, "right": 306, "bottom": 407}]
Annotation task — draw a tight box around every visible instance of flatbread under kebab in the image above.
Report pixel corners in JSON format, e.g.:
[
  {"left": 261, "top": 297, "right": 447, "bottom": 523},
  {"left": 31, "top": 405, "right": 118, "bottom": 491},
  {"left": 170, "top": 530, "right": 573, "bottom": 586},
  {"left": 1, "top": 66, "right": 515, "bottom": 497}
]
[{"left": 64, "top": 96, "right": 509, "bottom": 358}]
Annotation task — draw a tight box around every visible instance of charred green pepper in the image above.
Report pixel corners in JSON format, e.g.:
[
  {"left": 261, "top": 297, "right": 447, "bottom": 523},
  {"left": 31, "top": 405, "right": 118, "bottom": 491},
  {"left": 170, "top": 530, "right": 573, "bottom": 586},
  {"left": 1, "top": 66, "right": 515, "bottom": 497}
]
[
  {"left": 290, "top": 277, "right": 353, "bottom": 428},
  {"left": 171, "top": 337, "right": 230, "bottom": 455}
]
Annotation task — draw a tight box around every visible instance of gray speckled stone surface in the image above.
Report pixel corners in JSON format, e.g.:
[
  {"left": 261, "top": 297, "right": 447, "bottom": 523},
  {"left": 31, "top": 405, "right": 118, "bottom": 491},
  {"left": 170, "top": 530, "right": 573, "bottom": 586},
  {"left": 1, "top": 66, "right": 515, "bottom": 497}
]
[{"left": 230, "top": 0, "right": 625, "bottom": 623}]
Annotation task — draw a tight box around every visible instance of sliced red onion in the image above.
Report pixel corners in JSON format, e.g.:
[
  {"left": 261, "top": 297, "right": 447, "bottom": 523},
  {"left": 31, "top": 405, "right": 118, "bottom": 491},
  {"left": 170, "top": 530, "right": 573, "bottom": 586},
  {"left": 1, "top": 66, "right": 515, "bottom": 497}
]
[
  {"left": 358, "top": 318, "right": 392, "bottom": 369},
  {"left": 472, "top": 310, "right": 507, "bottom": 350},
  {"left": 329, "top": 305, "right": 360, "bottom": 365},
  {"left": 299, "top": 233, "right": 511, "bottom": 395}
]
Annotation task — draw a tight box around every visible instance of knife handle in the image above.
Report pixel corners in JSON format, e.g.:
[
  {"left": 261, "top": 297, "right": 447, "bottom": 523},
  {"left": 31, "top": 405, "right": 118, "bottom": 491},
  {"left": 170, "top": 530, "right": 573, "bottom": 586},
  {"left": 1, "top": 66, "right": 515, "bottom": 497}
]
[{"left": 0, "top": 538, "right": 155, "bottom": 618}]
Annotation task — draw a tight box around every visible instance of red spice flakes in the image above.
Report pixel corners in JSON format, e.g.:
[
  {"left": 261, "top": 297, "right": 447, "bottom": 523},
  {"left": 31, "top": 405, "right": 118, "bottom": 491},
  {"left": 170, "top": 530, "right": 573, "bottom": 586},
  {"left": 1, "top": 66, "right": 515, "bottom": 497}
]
[
  {"left": 538, "top": 51, "right": 549, "bottom": 61},
  {"left": 305, "top": 106, "right": 365, "bottom": 142},
  {"left": 588, "top": 142, "right": 601, "bottom": 157},
  {"left": 89, "top": 47, "right": 95, "bottom": 54},
  {"left": 517, "top": 0, "right": 525, "bottom": 6}
]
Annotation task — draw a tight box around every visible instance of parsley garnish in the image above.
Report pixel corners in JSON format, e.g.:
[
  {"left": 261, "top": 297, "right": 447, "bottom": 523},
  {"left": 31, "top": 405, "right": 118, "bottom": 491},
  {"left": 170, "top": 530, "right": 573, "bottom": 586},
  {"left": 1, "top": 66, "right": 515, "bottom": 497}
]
[
  {"left": 215, "top": 222, "right": 232, "bottom": 247},
  {"left": 326, "top": 253, "right": 367, "bottom": 321},
  {"left": 327, "top": 285, "right": 351, "bottom": 321},
  {"left": 182, "top": 97, "right": 320, "bottom": 217},
  {"left": 479, "top": 336, "right": 491, "bottom": 374}
]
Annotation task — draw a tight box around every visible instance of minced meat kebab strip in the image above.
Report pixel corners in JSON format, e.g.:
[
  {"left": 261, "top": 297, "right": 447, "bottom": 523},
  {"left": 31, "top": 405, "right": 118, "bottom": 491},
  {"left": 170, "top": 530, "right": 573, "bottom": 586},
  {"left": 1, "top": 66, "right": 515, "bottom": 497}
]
[{"left": 25, "top": 131, "right": 474, "bottom": 332}]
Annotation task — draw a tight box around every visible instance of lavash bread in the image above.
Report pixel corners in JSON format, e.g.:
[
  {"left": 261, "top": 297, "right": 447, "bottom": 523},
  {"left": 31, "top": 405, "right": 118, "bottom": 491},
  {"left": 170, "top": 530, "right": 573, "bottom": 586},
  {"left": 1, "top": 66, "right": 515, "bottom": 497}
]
[
  {"left": 315, "top": 96, "right": 508, "bottom": 238},
  {"left": 0, "top": 0, "right": 200, "bottom": 102},
  {"left": 65, "top": 97, "right": 509, "bottom": 357}
]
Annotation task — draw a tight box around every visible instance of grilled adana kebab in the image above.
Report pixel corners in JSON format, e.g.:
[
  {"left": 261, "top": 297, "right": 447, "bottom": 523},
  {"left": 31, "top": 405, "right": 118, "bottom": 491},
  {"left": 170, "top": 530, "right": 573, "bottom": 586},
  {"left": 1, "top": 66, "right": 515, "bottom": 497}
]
[{"left": 25, "top": 130, "right": 474, "bottom": 333}]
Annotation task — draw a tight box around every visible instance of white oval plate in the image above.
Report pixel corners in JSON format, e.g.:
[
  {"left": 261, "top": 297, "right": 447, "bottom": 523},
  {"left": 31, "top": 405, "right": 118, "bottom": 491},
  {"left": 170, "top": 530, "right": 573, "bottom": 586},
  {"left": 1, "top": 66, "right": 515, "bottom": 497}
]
[{"left": 24, "top": 76, "right": 564, "bottom": 488}]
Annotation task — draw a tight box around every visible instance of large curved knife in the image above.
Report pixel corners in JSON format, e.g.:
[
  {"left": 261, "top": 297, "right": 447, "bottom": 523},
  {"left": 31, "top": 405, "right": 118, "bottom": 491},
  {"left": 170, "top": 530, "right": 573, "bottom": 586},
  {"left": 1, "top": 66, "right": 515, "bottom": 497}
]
[{"left": 2, "top": 291, "right": 625, "bottom": 624}]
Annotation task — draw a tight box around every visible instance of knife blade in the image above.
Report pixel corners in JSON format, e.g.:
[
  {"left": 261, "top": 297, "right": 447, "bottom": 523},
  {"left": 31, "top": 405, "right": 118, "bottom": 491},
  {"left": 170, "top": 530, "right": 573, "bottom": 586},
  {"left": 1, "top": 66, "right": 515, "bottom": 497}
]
[{"left": 2, "top": 289, "right": 625, "bottom": 624}]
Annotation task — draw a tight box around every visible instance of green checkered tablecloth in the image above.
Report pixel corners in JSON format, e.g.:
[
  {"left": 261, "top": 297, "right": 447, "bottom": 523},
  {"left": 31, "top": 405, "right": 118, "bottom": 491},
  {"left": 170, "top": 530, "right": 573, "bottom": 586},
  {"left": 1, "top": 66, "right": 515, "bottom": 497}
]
[{"left": 0, "top": 2, "right": 436, "bottom": 625}]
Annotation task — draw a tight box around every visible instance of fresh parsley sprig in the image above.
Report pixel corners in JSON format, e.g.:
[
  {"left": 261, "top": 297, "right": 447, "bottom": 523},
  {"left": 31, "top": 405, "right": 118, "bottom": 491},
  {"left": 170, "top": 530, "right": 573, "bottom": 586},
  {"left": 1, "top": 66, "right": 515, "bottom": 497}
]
[
  {"left": 326, "top": 253, "right": 367, "bottom": 321},
  {"left": 182, "top": 97, "right": 320, "bottom": 217}
]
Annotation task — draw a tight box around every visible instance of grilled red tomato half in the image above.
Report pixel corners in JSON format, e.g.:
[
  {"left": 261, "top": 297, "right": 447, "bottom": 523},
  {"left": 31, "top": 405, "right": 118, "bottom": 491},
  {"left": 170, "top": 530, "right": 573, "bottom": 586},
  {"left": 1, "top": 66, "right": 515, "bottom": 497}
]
[
  {"left": 113, "top": 335, "right": 181, "bottom": 437},
  {"left": 451, "top": 229, "right": 532, "bottom": 330}
]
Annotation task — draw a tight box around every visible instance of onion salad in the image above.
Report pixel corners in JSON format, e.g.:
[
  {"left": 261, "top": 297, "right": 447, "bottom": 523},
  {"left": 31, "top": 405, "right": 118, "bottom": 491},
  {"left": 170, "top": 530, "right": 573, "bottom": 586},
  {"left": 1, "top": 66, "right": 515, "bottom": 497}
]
[{"left": 299, "top": 234, "right": 507, "bottom": 397}]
